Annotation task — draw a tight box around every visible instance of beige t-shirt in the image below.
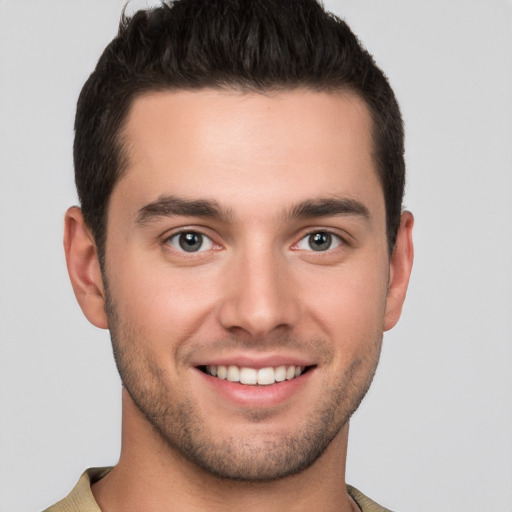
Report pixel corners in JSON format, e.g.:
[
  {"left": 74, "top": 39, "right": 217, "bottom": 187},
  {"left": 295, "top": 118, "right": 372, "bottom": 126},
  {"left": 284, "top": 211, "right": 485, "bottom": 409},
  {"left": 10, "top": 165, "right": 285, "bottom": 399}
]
[{"left": 44, "top": 467, "right": 394, "bottom": 512}]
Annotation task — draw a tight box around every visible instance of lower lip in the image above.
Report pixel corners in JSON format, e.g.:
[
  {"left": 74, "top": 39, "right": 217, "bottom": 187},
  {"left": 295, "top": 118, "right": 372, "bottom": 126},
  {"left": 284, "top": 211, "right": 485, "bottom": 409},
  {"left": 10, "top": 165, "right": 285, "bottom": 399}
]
[{"left": 195, "top": 368, "right": 313, "bottom": 408}]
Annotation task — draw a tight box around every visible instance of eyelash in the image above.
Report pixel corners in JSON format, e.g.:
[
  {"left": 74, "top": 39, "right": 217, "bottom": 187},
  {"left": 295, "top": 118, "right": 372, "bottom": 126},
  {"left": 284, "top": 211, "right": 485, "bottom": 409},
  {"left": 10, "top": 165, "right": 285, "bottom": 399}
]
[
  {"left": 293, "top": 231, "right": 345, "bottom": 252},
  {"left": 163, "top": 228, "right": 346, "bottom": 255},
  {"left": 164, "top": 230, "right": 217, "bottom": 254}
]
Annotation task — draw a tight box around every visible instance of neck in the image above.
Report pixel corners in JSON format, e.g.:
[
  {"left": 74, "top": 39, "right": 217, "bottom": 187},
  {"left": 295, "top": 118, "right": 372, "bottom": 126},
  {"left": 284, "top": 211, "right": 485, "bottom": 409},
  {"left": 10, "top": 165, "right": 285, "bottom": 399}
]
[{"left": 92, "top": 390, "right": 358, "bottom": 512}]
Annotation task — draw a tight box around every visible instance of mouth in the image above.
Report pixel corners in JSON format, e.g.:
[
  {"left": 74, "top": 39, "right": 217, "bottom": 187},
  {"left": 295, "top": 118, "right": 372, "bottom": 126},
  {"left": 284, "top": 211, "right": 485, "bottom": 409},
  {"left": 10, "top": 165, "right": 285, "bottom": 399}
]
[{"left": 198, "top": 364, "right": 313, "bottom": 386}]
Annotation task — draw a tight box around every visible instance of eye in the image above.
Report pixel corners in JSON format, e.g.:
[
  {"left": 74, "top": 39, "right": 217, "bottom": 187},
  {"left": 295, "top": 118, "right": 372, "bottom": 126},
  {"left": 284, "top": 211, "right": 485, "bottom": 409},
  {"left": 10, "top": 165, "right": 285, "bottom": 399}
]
[
  {"left": 166, "top": 231, "right": 214, "bottom": 253},
  {"left": 296, "top": 231, "right": 343, "bottom": 252}
]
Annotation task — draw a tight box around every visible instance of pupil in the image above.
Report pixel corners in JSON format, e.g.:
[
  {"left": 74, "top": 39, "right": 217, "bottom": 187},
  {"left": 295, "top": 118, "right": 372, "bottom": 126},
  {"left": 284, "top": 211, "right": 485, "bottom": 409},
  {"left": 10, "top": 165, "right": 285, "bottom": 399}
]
[
  {"left": 179, "top": 232, "right": 202, "bottom": 252},
  {"left": 309, "top": 232, "right": 331, "bottom": 251}
]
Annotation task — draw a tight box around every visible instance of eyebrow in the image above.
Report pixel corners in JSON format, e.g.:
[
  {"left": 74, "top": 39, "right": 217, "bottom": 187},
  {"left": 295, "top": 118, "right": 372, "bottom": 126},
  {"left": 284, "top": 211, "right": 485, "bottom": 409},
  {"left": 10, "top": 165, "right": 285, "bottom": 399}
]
[
  {"left": 136, "top": 195, "right": 232, "bottom": 224},
  {"left": 136, "top": 195, "right": 370, "bottom": 225},
  {"left": 287, "top": 197, "right": 370, "bottom": 221}
]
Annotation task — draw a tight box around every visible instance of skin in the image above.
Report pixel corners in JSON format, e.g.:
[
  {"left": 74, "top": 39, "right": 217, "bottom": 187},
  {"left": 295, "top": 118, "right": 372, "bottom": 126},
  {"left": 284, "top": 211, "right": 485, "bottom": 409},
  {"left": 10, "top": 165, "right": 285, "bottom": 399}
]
[{"left": 64, "top": 89, "right": 414, "bottom": 512}]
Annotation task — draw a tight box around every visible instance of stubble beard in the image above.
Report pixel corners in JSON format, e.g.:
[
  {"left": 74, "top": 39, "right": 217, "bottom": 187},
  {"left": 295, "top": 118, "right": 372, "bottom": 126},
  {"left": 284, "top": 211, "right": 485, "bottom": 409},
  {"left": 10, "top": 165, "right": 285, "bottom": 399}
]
[{"left": 105, "top": 289, "right": 382, "bottom": 483}]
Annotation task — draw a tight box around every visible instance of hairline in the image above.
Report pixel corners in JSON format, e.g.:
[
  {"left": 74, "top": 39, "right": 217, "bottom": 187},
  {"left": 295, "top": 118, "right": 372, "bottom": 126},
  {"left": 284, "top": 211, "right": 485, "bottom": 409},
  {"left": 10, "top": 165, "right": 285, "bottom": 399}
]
[{"left": 95, "top": 83, "right": 393, "bottom": 266}]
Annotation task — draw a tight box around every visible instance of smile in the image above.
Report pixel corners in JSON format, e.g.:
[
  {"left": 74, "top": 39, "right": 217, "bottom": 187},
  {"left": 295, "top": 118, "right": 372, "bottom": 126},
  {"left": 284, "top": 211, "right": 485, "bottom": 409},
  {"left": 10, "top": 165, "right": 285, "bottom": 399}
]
[{"left": 202, "top": 364, "right": 309, "bottom": 386}]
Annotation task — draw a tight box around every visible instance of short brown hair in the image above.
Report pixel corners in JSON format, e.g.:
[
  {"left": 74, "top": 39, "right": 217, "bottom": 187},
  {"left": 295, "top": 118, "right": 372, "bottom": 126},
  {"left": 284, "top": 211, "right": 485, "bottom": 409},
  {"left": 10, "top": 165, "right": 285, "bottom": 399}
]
[{"left": 74, "top": 0, "right": 405, "bottom": 261}]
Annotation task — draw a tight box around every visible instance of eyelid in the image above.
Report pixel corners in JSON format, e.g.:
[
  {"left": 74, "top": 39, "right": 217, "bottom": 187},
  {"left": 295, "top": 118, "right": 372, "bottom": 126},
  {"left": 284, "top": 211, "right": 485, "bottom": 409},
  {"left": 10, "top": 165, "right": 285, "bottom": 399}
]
[
  {"left": 292, "top": 229, "right": 347, "bottom": 251},
  {"left": 162, "top": 227, "right": 221, "bottom": 254}
]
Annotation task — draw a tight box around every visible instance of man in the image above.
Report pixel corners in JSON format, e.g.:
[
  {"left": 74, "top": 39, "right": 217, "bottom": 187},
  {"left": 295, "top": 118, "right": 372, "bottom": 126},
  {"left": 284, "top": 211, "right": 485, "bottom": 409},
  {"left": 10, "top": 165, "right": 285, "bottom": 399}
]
[{"left": 47, "top": 0, "right": 413, "bottom": 510}]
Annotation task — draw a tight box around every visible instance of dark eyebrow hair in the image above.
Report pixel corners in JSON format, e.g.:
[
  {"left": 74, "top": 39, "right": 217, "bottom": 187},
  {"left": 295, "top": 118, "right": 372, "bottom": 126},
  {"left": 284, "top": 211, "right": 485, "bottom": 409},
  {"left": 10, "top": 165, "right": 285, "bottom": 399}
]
[
  {"left": 136, "top": 195, "right": 369, "bottom": 225},
  {"left": 288, "top": 197, "right": 370, "bottom": 220},
  {"left": 136, "top": 195, "right": 232, "bottom": 224}
]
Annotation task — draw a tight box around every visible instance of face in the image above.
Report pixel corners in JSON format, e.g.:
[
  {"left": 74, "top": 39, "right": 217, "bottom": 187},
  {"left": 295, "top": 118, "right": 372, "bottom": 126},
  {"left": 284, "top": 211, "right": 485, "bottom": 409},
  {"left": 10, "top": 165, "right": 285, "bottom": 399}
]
[{"left": 97, "top": 89, "right": 403, "bottom": 481}]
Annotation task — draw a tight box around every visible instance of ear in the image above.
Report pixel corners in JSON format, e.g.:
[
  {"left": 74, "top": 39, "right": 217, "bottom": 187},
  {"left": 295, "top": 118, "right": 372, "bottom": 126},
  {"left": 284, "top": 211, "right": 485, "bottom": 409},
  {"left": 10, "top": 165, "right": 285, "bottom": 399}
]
[
  {"left": 64, "top": 206, "right": 109, "bottom": 329},
  {"left": 384, "top": 211, "right": 414, "bottom": 331}
]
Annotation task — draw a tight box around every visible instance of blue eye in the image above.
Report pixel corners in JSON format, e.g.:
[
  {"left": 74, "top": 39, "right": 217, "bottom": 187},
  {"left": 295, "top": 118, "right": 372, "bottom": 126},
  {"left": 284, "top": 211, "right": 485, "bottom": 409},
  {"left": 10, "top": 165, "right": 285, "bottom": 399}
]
[
  {"left": 297, "top": 231, "right": 343, "bottom": 252},
  {"left": 167, "top": 232, "right": 214, "bottom": 253}
]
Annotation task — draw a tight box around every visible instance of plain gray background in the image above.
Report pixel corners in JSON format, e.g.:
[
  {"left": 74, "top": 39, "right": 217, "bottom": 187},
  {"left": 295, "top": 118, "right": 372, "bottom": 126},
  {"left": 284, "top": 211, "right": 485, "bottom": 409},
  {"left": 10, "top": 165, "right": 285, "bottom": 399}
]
[{"left": 1, "top": 1, "right": 511, "bottom": 510}]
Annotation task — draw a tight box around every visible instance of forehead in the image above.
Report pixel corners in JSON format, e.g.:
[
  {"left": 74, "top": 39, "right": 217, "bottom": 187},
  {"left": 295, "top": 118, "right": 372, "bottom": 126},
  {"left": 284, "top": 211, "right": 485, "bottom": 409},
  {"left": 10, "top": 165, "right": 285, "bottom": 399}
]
[{"left": 115, "top": 88, "right": 382, "bottom": 219}]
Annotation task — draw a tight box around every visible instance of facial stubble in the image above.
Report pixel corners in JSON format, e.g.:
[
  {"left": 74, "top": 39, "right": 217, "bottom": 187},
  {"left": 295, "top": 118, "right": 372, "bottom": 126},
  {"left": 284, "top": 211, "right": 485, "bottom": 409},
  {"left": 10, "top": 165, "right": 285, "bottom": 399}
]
[{"left": 104, "top": 286, "right": 382, "bottom": 482}]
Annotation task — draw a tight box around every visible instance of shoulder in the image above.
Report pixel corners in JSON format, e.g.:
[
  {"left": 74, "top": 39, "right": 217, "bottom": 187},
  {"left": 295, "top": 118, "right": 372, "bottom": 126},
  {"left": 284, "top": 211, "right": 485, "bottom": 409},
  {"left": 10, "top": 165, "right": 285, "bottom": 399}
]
[
  {"left": 43, "top": 467, "right": 112, "bottom": 512},
  {"left": 347, "top": 484, "right": 396, "bottom": 512}
]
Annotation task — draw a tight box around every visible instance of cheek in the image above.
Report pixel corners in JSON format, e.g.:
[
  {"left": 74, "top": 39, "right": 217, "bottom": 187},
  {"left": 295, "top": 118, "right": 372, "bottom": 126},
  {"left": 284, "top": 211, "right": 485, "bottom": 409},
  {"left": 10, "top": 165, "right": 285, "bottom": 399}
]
[
  {"left": 303, "top": 260, "right": 389, "bottom": 342},
  {"left": 110, "top": 261, "right": 221, "bottom": 344}
]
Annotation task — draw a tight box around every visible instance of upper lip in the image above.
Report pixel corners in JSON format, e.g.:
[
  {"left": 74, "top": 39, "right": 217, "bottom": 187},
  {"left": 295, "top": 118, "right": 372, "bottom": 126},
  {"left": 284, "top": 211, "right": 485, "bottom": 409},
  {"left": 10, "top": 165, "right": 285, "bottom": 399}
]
[{"left": 192, "top": 353, "right": 315, "bottom": 369}]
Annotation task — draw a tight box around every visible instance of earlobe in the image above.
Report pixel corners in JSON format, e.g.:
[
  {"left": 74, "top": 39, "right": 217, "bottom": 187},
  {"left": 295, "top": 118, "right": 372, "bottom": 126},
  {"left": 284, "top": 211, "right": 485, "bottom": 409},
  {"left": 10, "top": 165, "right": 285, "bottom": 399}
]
[
  {"left": 384, "top": 211, "right": 414, "bottom": 331},
  {"left": 64, "top": 206, "right": 109, "bottom": 329}
]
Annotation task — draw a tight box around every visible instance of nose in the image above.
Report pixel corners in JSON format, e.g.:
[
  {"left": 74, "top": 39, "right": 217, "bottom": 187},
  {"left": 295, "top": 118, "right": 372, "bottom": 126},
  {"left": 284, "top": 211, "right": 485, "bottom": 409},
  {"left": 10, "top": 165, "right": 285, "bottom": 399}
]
[{"left": 217, "top": 245, "right": 300, "bottom": 337}]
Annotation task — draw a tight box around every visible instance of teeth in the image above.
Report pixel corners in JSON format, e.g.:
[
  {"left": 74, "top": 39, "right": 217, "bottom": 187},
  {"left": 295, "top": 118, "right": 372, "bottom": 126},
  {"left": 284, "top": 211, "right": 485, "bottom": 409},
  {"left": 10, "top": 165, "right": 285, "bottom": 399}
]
[
  {"left": 240, "top": 367, "right": 258, "bottom": 385},
  {"left": 275, "top": 365, "right": 286, "bottom": 382},
  {"left": 206, "top": 365, "right": 305, "bottom": 386},
  {"left": 217, "top": 365, "right": 227, "bottom": 379},
  {"left": 257, "top": 367, "right": 275, "bottom": 386},
  {"left": 227, "top": 365, "right": 240, "bottom": 382}
]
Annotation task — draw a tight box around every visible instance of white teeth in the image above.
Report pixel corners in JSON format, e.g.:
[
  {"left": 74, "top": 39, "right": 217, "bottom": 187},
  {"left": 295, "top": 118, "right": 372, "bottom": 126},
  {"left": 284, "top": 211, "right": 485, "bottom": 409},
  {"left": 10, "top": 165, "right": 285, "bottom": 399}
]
[
  {"left": 227, "top": 365, "right": 240, "bottom": 382},
  {"left": 205, "top": 364, "right": 306, "bottom": 385},
  {"left": 275, "top": 365, "right": 287, "bottom": 382},
  {"left": 240, "top": 367, "right": 258, "bottom": 385},
  {"left": 257, "top": 367, "right": 275, "bottom": 386},
  {"left": 217, "top": 365, "right": 227, "bottom": 379}
]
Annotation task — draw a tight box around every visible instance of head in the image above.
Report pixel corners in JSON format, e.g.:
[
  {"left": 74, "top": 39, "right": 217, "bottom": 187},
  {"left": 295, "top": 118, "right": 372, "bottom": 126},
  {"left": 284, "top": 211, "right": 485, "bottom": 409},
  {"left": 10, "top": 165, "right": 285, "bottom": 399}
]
[
  {"left": 74, "top": 0, "right": 405, "bottom": 265},
  {"left": 66, "top": 0, "right": 413, "bottom": 484}
]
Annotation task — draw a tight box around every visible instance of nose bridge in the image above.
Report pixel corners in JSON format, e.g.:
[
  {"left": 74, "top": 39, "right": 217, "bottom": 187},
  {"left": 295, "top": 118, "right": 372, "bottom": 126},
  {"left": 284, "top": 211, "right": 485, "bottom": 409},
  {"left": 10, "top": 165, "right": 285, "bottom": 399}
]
[{"left": 218, "top": 237, "right": 298, "bottom": 336}]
